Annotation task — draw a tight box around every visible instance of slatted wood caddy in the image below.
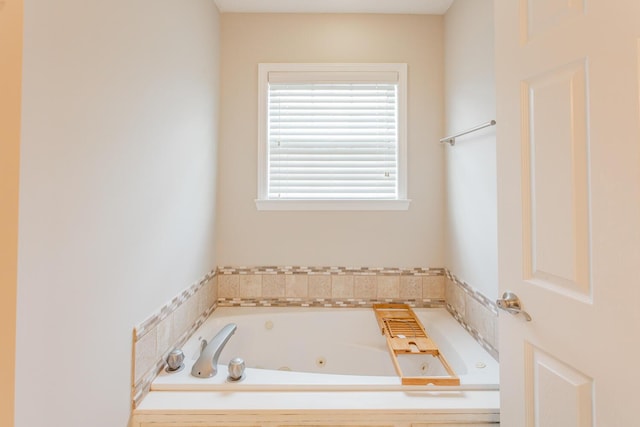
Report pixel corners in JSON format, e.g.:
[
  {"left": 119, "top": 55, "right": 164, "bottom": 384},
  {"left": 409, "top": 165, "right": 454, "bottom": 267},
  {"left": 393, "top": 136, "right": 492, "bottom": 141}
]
[{"left": 373, "top": 304, "right": 460, "bottom": 386}]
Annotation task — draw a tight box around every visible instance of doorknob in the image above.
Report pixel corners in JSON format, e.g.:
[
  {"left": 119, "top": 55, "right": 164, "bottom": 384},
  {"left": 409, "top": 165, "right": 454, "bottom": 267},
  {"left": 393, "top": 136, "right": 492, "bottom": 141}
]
[{"left": 496, "top": 291, "right": 532, "bottom": 321}]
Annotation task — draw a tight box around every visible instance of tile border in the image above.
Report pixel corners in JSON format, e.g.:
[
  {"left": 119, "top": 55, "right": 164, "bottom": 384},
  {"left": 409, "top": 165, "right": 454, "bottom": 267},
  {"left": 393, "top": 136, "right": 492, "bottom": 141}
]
[
  {"left": 134, "top": 269, "right": 216, "bottom": 341},
  {"left": 132, "top": 303, "right": 216, "bottom": 408},
  {"left": 446, "top": 303, "right": 499, "bottom": 360},
  {"left": 217, "top": 297, "right": 446, "bottom": 308},
  {"left": 445, "top": 269, "right": 498, "bottom": 316},
  {"left": 445, "top": 269, "right": 499, "bottom": 315},
  {"left": 218, "top": 265, "right": 445, "bottom": 276},
  {"left": 131, "top": 268, "right": 217, "bottom": 408},
  {"left": 131, "top": 265, "right": 500, "bottom": 408},
  {"left": 444, "top": 269, "right": 499, "bottom": 360},
  {"left": 217, "top": 266, "right": 446, "bottom": 301}
]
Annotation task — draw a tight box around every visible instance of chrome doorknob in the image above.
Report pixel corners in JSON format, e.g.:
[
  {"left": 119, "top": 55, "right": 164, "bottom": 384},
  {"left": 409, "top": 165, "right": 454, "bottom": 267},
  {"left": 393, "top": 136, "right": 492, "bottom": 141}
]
[{"left": 496, "top": 291, "right": 532, "bottom": 321}]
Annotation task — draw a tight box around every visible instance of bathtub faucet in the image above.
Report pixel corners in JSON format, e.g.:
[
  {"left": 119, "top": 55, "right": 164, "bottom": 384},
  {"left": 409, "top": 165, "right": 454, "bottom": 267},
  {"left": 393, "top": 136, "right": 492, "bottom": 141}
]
[{"left": 191, "top": 323, "right": 237, "bottom": 378}]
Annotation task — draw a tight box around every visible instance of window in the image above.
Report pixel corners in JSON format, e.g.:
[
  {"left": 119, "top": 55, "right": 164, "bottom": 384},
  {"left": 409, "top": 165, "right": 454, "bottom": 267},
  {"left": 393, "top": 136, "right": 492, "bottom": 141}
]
[{"left": 256, "top": 63, "right": 410, "bottom": 211}]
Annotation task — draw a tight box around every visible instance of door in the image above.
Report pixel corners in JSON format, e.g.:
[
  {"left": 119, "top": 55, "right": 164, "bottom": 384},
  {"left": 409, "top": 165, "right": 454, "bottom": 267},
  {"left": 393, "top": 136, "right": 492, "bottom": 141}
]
[{"left": 495, "top": 0, "right": 640, "bottom": 425}]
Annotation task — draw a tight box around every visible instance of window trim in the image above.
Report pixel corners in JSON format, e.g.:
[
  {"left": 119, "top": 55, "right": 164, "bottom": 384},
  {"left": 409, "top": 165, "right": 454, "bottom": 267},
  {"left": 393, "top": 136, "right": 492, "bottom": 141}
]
[{"left": 256, "top": 63, "right": 410, "bottom": 211}]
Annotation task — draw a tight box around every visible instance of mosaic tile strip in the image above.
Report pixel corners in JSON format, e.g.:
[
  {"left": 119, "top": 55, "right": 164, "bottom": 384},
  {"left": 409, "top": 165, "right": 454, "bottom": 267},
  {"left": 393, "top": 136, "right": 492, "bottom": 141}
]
[
  {"left": 218, "top": 265, "right": 445, "bottom": 276},
  {"left": 444, "top": 269, "right": 499, "bottom": 361},
  {"left": 447, "top": 303, "right": 498, "bottom": 361},
  {"left": 217, "top": 297, "right": 446, "bottom": 308},
  {"left": 132, "top": 303, "right": 217, "bottom": 408},
  {"left": 445, "top": 269, "right": 499, "bottom": 315},
  {"left": 134, "top": 269, "right": 216, "bottom": 340},
  {"left": 131, "top": 268, "right": 217, "bottom": 409}
]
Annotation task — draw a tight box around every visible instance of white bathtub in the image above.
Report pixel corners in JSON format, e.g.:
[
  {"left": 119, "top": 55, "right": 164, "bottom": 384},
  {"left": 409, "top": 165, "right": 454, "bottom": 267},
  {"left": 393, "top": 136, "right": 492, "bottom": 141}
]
[
  {"left": 136, "top": 307, "right": 500, "bottom": 426},
  {"left": 152, "top": 307, "right": 499, "bottom": 392}
]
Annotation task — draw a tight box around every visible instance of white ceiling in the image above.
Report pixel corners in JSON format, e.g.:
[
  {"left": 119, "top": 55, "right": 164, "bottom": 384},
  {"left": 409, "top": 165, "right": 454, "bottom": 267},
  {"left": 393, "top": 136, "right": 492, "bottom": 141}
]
[{"left": 213, "top": 0, "right": 455, "bottom": 15}]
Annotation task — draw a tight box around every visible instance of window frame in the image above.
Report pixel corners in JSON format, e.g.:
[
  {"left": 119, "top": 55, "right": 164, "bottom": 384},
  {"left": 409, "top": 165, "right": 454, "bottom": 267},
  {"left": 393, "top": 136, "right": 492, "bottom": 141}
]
[{"left": 256, "top": 63, "right": 410, "bottom": 211}]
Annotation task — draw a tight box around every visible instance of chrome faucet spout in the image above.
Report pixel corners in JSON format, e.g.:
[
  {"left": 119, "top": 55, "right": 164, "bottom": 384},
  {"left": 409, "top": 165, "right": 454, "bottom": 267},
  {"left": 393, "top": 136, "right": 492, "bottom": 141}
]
[{"left": 191, "top": 323, "right": 237, "bottom": 378}]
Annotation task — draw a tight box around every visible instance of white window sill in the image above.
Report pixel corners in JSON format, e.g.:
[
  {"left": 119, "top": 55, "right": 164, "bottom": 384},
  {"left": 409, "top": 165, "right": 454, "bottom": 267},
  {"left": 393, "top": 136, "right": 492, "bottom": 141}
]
[{"left": 255, "top": 199, "right": 411, "bottom": 211}]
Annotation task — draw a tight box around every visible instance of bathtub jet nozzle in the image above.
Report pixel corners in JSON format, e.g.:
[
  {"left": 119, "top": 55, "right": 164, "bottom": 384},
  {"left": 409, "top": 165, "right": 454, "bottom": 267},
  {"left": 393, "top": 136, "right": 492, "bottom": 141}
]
[{"left": 191, "top": 323, "right": 237, "bottom": 378}]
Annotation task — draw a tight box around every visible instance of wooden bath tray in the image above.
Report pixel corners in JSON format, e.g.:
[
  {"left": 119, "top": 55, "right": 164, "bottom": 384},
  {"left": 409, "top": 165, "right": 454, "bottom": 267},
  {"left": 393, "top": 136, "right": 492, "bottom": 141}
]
[{"left": 373, "top": 304, "right": 460, "bottom": 386}]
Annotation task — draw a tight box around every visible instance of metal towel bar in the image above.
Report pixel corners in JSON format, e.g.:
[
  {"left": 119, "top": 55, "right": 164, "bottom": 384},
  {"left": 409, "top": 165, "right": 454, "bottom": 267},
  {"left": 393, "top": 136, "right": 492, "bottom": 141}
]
[{"left": 440, "top": 120, "right": 496, "bottom": 146}]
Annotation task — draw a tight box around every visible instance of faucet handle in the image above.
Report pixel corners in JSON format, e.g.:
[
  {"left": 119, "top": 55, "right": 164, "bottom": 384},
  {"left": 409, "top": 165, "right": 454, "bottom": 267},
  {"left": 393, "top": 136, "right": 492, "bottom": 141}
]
[
  {"left": 166, "top": 349, "right": 185, "bottom": 372},
  {"left": 227, "top": 357, "right": 245, "bottom": 381}
]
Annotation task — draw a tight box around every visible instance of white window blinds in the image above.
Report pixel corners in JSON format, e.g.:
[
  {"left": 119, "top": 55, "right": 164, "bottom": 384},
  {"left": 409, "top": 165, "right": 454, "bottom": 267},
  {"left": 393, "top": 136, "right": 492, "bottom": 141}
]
[
  {"left": 267, "top": 80, "right": 399, "bottom": 200},
  {"left": 257, "top": 64, "right": 408, "bottom": 210}
]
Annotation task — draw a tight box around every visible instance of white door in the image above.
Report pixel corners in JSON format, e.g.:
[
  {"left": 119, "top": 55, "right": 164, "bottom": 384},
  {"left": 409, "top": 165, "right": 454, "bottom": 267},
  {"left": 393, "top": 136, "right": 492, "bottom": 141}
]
[{"left": 495, "top": 0, "right": 640, "bottom": 425}]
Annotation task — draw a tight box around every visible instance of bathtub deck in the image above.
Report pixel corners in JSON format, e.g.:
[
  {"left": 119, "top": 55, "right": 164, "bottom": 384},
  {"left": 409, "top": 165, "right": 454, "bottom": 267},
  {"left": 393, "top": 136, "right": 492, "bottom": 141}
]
[
  {"left": 133, "top": 389, "right": 500, "bottom": 426},
  {"left": 152, "top": 364, "right": 498, "bottom": 392}
]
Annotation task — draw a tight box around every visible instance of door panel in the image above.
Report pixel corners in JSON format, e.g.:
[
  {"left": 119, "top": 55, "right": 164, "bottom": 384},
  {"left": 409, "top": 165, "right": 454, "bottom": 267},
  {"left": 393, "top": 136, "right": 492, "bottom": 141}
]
[
  {"left": 524, "top": 343, "right": 593, "bottom": 427},
  {"left": 521, "top": 60, "right": 591, "bottom": 301}
]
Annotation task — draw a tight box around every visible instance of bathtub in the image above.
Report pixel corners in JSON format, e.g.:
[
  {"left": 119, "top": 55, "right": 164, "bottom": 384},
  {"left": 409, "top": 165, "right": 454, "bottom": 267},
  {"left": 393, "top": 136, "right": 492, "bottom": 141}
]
[
  {"left": 153, "top": 307, "right": 498, "bottom": 391},
  {"left": 134, "top": 307, "right": 500, "bottom": 426}
]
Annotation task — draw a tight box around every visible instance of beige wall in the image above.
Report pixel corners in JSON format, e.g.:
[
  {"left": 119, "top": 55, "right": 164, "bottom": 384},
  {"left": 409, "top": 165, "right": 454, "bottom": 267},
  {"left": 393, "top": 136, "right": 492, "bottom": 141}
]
[
  {"left": 16, "top": 1, "right": 220, "bottom": 426},
  {"left": 218, "top": 13, "right": 445, "bottom": 267},
  {"left": 444, "top": 0, "right": 498, "bottom": 298},
  {"left": 0, "top": 1, "right": 22, "bottom": 425}
]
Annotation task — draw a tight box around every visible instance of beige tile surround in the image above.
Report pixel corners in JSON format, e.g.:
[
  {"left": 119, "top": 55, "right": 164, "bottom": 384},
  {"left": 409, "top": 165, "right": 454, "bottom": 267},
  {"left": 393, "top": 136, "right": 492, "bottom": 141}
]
[
  {"left": 131, "top": 269, "right": 217, "bottom": 408},
  {"left": 131, "top": 265, "right": 498, "bottom": 408},
  {"left": 217, "top": 267, "right": 445, "bottom": 304},
  {"left": 445, "top": 270, "right": 499, "bottom": 360}
]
